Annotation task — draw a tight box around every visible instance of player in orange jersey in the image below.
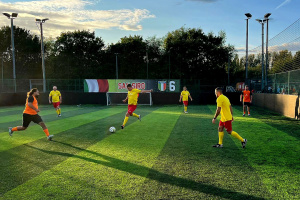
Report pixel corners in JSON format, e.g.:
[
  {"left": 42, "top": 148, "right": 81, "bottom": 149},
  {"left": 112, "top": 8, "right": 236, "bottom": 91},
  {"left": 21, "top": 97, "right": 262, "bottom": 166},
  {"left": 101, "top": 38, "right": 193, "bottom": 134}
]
[
  {"left": 240, "top": 85, "right": 253, "bottom": 116},
  {"left": 8, "top": 88, "right": 53, "bottom": 141}
]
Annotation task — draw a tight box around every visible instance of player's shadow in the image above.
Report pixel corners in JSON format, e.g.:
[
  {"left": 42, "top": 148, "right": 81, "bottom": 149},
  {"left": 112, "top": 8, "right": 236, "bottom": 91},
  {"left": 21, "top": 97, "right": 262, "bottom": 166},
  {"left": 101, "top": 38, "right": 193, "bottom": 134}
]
[
  {"left": 295, "top": 94, "right": 299, "bottom": 120},
  {"left": 26, "top": 141, "right": 266, "bottom": 200}
]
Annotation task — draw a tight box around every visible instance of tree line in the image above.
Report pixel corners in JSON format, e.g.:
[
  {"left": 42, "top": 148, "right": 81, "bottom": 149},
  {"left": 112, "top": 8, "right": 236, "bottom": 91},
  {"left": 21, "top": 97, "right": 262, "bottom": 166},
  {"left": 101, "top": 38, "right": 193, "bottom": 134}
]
[{"left": 1, "top": 26, "right": 298, "bottom": 84}]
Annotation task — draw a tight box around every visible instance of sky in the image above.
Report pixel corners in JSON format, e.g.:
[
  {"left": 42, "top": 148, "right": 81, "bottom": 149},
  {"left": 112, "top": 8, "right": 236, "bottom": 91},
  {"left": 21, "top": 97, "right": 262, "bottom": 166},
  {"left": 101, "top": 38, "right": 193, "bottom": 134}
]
[{"left": 0, "top": 0, "right": 299, "bottom": 54}]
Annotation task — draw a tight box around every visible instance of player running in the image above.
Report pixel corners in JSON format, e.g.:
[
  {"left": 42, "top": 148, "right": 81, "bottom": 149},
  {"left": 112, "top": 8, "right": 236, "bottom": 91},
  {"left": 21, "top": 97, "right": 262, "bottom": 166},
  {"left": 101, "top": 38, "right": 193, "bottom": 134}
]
[
  {"left": 9, "top": 88, "right": 53, "bottom": 141},
  {"left": 179, "top": 86, "right": 193, "bottom": 113},
  {"left": 49, "top": 86, "right": 62, "bottom": 117},
  {"left": 121, "top": 84, "right": 153, "bottom": 129},
  {"left": 212, "top": 87, "right": 247, "bottom": 148},
  {"left": 240, "top": 85, "right": 252, "bottom": 116}
]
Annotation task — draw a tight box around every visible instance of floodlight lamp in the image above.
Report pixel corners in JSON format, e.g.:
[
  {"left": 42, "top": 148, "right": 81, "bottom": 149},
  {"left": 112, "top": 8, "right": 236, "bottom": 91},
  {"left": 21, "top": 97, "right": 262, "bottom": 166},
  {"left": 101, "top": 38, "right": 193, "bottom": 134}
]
[
  {"left": 264, "top": 13, "right": 271, "bottom": 19},
  {"left": 12, "top": 13, "right": 18, "bottom": 18},
  {"left": 42, "top": 18, "right": 49, "bottom": 23},
  {"left": 3, "top": 13, "right": 11, "bottom": 19},
  {"left": 245, "top": 13, "right": 252, "bottom": 19}
]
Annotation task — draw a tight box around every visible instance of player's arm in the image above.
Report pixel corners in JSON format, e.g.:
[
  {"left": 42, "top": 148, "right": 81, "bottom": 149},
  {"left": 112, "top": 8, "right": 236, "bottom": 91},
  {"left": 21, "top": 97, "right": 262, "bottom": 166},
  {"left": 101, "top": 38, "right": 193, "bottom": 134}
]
[
  {"left": 250, "top": 92, "right": 253, "bottom": 103},
  {"left": 189, "top": 95, "right": 193, "bottom": 101},
  {"left": 140, "top": 89, "right": 153, "bottom": 93},
  {"left": 179, "top": 95, "right": 182, "bottom": 102},
  {"left": 240, "top": 93, "right": 243, "bottom": 102},
  {"left": 122, "top": 96, "right": 128, "bottom": 103},
  {"left": 212, "top": 107, "right": 221, "bottom": 124},
  {"left": 59, "top": 93, "right": 62, "bottom": 104},
  {"left": 230, "top": 105, "right": 234, "bottom": 121},
  {"left": 48, "top": 93, "right": 52, "bottom": 104}
]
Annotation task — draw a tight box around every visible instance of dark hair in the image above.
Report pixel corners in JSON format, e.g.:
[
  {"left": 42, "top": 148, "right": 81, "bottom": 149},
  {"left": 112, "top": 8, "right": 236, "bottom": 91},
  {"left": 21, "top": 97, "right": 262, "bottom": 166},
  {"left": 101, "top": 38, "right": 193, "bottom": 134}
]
[
  {"left": 215, "top": 87, "right": 223, "bottom": 93},
  {"left": 127, "top": 84, "right": 132, "bottom": 88},
  {"left": 245, "top": 85, "right": 248, "bottom": 87},
  {"left": 28, "top": 88, "right": 38, "bottom": 96}
]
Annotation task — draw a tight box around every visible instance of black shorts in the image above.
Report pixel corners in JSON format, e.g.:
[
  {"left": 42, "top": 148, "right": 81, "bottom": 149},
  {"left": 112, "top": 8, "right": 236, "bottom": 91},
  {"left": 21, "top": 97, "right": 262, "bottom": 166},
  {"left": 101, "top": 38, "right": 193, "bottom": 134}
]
[
  {"left": 243, "top": 102, "right": 251, "bottom": 107},
  {"left": 22, "top": 113, "right": 43, "bottom": 127}
]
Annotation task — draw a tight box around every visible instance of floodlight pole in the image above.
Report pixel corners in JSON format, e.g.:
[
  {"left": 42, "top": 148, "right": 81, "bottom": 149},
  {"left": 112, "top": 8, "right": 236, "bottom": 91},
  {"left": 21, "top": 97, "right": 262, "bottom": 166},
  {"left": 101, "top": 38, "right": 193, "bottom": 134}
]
[
  {"left": 36, "top": 18, "right": 48, "bottom": 92},
  {"left": 10, "top": 18, "right": 17, "bottom": 93},
  {"left": 146, "top": 52, "right": 149, "bottom": 79},
  {"left": 1, "top": 55, "right": 3, "bottom": 91},
  {"left": 245, "top": 13, "right": 252, "bottom": 85},
  {"left": 264, "top": 13, "right": 271, "bottom": 89},
  {"left": 261, "top": 21, "right": 265, "bottom": 91},
  {"left": 115, "top": 53, "right": 119, "bottom": 79}
]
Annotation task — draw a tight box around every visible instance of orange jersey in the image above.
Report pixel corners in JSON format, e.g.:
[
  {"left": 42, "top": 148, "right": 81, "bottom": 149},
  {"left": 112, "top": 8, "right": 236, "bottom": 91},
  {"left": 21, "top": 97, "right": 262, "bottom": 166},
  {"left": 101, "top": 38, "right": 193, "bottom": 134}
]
[
  {"left": 23, "top": 95, "right": 38, "bottom": 115},
  {"left": 242, "top": 90, "right": 252, "bottom": 102}
]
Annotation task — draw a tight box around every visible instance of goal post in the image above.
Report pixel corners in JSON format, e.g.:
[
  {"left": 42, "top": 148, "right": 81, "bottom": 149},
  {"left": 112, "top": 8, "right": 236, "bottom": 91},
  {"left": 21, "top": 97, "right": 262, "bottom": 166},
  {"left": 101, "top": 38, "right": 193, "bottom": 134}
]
[{"left": 106, "top": 92, "right": 153, "bottom": 106}]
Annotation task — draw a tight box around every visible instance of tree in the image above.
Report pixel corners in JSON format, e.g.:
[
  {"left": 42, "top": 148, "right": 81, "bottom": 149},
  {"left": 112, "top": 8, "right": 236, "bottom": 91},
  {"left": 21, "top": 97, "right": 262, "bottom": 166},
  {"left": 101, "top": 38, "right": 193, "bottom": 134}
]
[
  {"left": 47, "top": 30, "right": 105, "bottom": 79},
  {"left": 0, "top": 26, "right": 41, "bottom": 79},
  {"left": 164, "top": 27, "right": 234, "bottom": 83}
]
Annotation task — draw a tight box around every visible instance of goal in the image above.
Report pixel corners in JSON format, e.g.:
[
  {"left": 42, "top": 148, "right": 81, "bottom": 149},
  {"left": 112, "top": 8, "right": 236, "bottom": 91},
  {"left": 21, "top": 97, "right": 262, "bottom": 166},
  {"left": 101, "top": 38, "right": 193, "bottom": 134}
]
[{"left": 106, "top": 92, "right": 153, "bottom": 106}]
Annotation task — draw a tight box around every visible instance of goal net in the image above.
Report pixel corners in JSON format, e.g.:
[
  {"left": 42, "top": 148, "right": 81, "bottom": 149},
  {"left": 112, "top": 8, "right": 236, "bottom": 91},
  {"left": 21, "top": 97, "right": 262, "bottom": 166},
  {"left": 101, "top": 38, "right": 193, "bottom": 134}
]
[{"left": 106, "top": 92, "right": 153, "bottom": 106}]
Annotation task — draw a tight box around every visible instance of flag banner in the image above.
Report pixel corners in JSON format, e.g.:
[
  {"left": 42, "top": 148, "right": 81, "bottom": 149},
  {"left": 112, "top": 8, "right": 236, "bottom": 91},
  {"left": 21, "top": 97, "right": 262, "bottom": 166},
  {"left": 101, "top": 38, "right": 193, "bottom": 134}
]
[{"left": 84, "top": 79, "right": 180, "bottom": 93}]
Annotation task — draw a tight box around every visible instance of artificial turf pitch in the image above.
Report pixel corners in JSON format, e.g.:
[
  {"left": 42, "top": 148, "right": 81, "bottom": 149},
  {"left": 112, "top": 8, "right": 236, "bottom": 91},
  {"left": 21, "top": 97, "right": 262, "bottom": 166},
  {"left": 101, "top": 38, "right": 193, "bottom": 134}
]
[{"left": 0, "top": 105, "right": 299, "bottom": 200}]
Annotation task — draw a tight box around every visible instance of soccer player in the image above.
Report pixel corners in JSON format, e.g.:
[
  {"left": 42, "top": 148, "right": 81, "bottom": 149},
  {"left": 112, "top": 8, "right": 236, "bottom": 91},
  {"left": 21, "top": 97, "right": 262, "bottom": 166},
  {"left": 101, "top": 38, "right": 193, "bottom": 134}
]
[
  {"left": 212, "top": 87, "right": 247, "bottom": 148},
  {"left": 49, "top": 86, "right": 62, "bottom": 117},
  {"left": 179, "top": 86, "right": 193, "bottom": 113},
  {"left": 121, "top": 84, "right": 153, "bottom": 129},
  {"left": 240, "top": 85, "right": 252, "bottom": 116},
  {"left": 9, "top": 88, "right": 53, "bottom": 141}
]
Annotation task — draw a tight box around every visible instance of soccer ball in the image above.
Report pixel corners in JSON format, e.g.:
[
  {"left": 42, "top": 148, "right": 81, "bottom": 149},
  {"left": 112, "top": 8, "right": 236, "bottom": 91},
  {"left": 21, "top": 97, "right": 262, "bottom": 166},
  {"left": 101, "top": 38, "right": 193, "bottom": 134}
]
[{"left": 109, "top": 127, "right": 116, "bottom": 133}]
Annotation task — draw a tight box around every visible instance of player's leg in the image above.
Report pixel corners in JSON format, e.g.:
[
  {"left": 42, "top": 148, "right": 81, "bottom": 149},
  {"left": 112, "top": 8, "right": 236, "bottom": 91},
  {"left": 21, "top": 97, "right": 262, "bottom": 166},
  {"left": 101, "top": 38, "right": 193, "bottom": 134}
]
[
  {"left": 226, "top": 121, "right": 247, "bottom": 148},
  {"left": 247, "top": 104, "right": 251, "bottom": 116},
  {"left": 57, "top": 102, "right": 61, "bottom": 116},
  {"left": 53, "top": 103, "right": 59, "bottom": 116},
  {"left": 243, "top": 103, "right": 246, "bottom": 116},
  {"left": 9, "top": 114, "right": 30, "bottom": 136},
  {"left": 121, "top": 112, "right": 130, "bottom": 129},
  {"left": 33, "top": 114, "right": 53, "bottom": 140},
  {"left": 183, "top": 101, "right": 188, "bottom": 113},
  {"left": 213, "top": 121, "right": 224, "bottom": 148}
]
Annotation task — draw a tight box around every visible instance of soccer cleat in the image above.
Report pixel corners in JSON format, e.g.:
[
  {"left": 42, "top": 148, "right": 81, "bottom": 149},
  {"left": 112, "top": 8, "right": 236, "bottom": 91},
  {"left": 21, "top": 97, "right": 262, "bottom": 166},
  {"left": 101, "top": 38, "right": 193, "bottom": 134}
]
[
  {"left": 47, "top": 135, "right": 54, "bottom": 141},
  {"left": 242, "top": 139, "right": 247, "bottom": 148},
  {"left": 58, "top": 114, "right": 62, "bottom": 117},
  {"left": 121, "top": 125, "right": 124, "bottom": 129},
  {"left": 138, "top": 115, "right": 142, "bottom": 121},
  {"left": 184, "top": 111, "right": 188, "bottom": 114},
  {"left": 248, "top": 114, "right": 251, "bottom": 116},
  {"left": 8, "top": 127, "right": 13, "bottom": 137},
  {"left": 213, "top": 144, "right": 223, "bottom": 148},
  {"left": 243, "top": 114, "right": 245, "bottom": 117}
]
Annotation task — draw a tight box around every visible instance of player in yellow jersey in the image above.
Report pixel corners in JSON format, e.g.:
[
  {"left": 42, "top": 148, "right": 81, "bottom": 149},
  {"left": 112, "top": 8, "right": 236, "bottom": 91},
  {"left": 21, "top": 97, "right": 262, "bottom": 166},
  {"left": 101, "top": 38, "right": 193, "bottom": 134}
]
[
  {"left": 121, "top": 84, "right": 153, "bottom": 129},
  {"left": 49, "top": 86, "right": 62, "bottom": 117},
  {"left": 179, "top": 86, "right": 193, "bottom": 113},
  {"left": 212, "top": 87, "right": 247, "bottom": 148},
  {"left": 8, "top": 88, "right": 53, "bottom": 141}
]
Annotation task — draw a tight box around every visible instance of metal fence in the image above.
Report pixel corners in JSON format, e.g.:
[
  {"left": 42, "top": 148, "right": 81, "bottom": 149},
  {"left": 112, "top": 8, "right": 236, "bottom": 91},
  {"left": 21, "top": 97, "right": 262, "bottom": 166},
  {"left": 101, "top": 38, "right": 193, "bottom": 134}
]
[{"left": 0, "top": 79, "right": 84, "bottom": 93}]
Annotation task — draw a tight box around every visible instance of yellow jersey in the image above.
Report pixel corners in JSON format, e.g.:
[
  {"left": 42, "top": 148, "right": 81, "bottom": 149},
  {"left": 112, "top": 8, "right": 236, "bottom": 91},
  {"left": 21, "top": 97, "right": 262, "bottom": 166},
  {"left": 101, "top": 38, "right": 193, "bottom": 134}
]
[
  {"left": 49, "top": 90, "right": 61, "bottom": 103},
  {"left": 128, "top": 89, "right": 141, "bottom": 105},
  {"left": 181, "top": 90, "right": 190, "bottom": 101},
  {"left": 217, "top": 94, "right": 232, "bottom": 122}
]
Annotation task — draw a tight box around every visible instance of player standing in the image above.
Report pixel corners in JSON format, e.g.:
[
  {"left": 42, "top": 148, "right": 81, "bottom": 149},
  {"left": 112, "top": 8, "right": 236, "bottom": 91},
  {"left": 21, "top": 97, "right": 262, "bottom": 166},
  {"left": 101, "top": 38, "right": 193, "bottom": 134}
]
[
  {"left": 49, "top": 86, "right": 62, "bottom": 117},
  {"left": 212, "top": 87, "right": 247, "bottom": 148},
  {"left": 179, "top": 86, "right": 193, "bottom": 113},
  {"left": 240, "top": 85, "right": 252, "bottom": 116},
  {"left": 121, "top": 84, "right": 153, "bottom": 129},
  {"left": 9, "top": 88, "right": 53, "bottom": 141}
]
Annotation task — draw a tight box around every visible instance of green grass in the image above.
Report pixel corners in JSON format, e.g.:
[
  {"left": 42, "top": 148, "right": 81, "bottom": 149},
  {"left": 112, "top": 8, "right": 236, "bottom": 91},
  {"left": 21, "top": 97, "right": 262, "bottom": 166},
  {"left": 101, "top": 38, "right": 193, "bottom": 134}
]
[{"left": 0, "top": 105, "right": 299, "bottom": 200}]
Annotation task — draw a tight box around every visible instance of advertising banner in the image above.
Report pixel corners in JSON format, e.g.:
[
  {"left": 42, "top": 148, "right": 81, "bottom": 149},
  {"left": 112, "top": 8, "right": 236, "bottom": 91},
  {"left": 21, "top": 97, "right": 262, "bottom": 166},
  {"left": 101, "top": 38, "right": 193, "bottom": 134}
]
[{"left": 84, "top": 79, "right": 180, "bottom": 93}]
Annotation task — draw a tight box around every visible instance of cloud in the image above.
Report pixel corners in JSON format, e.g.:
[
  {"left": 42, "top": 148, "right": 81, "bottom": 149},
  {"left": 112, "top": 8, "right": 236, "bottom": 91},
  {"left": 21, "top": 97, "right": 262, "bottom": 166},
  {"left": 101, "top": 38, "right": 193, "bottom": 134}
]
[
  {"left": 275, "top": 0, "right": 291, "bottom": 10},
  {"left": 0, "top": 0, "right": 155, "bottom": 38}
]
